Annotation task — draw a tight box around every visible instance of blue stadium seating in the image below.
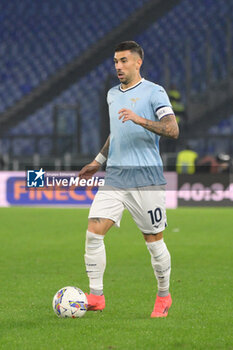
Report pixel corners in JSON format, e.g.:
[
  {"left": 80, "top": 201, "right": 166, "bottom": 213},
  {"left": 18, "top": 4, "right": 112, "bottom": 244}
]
[
  {"left": 209, "top": 115, "right": 233, "bottom": 135},
  {"left": 187, "top": 114, "right": 233, "bottom": 156},
  {"left": 0, "top": 0, "right": 149, "bottom": 112},
  {"left": 1, "top": 0, "right": 232, "bottom": 156},
  {"left": 138, "top": 0, "right": 232, "bottom": 95}
]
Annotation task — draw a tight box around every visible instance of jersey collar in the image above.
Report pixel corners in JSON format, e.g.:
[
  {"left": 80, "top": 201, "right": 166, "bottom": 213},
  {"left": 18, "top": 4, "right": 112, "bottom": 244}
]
[{"left": 119, "top": 78, "right": 144, "bottom": 92}]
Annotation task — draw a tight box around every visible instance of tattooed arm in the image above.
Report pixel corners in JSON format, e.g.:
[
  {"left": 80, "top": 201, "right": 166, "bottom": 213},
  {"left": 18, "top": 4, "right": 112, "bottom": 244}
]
[
  {"left": 99, "top": 135, "right": 110, "bottom": 159},
  {"left": 118, "top": 109, "right": 179, "bottom": 139},
  {"left": 138, "top": 114, "right": 179, "bottom": 139}
]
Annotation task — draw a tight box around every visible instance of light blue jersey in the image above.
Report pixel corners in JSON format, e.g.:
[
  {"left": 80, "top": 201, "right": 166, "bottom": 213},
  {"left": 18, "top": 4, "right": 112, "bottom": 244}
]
[{"left": 105, "top": 78, "right": 173, "bottom": 188}]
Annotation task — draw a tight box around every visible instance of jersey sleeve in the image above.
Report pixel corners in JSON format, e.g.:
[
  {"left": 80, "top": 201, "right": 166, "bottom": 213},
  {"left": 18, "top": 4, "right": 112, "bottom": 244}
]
[{"left": 151, "top": 85, "right": 174, "bottom": 120}]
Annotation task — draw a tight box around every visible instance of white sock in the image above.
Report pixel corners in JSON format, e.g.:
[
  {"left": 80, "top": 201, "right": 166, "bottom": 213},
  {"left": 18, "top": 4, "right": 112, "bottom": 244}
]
[
  {"left": 146, "top": 239, "right": 171, "bottom": 297},
  {"left": 84, "top": 230, "right": 106, "bottom": 294}
]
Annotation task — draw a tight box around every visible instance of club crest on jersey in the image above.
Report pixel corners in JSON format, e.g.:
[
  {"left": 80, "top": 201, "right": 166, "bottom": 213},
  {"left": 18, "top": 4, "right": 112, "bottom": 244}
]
[{"left": 130, "top": 98, "right": 140, "bottom": 107}]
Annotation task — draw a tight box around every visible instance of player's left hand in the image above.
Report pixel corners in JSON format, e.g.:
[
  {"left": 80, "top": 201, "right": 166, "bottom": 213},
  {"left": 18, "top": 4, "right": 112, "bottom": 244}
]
[{"left": 118, "top": 108, "right": 141, "bottom": 124}]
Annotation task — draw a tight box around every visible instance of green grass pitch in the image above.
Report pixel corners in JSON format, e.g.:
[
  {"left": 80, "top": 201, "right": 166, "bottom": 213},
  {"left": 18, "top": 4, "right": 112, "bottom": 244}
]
[{"left": 0, "top": 207, "right": 232, "bottom": 350}]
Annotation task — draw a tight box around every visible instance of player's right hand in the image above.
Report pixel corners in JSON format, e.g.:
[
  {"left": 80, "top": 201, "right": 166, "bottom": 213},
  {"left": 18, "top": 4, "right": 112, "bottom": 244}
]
[{"left": 79, "top": 160, "right": 101, "bottom": 180}]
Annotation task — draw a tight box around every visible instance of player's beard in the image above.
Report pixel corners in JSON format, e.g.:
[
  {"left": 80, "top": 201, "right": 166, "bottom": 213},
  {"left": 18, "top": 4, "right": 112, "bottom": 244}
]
[
  {"left": 119, "top": 71, "right": 137, "bottom": 87},
  {"left": 121, "top": 80, "right": 129, "bottom": 86},
  {"left": 117, "top": 71, "right": 129, "bottom": 85},
  {"left": 119, "top": 75, "right": 130, "bottom": 86}
]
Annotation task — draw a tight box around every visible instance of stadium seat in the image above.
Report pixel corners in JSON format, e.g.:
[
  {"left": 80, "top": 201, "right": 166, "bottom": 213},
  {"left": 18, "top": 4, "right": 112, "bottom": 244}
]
[{"left": 2, "top": 0, "right": 231, "bottom": 156}]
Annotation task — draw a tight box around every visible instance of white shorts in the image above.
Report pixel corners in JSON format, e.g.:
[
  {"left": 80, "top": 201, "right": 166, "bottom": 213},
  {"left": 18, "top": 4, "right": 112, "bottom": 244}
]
[{"left": 88, "top": 185, "right": 167, "bottom": 234}]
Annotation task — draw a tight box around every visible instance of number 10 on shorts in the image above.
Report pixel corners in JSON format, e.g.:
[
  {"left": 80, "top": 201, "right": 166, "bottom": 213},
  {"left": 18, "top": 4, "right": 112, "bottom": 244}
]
[{"left": 148, "top": 208, "right": 162, "bottom": 226}]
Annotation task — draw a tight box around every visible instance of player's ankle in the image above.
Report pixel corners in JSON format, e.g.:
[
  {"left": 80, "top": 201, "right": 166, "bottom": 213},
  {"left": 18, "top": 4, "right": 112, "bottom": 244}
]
[
  {"left": 158, "top": 290, "right": 169, "bottom": 297},
  {"left": 90, "top": 288, "right": 103, "bottom": 296}
]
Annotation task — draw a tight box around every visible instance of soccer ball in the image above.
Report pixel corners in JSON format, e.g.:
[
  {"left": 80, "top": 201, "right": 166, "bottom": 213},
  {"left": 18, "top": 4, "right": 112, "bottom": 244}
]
[{"left": 52, "top": 286, "right": 88, "bottom": 318}]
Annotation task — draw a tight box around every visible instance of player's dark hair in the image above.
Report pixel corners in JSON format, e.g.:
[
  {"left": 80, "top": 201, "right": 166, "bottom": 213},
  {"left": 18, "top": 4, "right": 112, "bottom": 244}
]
[{"left": 115, "top": 41, "right": 144, "bottom": 60}]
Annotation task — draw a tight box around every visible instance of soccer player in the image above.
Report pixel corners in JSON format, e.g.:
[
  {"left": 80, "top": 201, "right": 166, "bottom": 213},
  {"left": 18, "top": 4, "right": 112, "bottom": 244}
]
[{"left": 79, "top": 41, "right": 179, "bottom": 318}]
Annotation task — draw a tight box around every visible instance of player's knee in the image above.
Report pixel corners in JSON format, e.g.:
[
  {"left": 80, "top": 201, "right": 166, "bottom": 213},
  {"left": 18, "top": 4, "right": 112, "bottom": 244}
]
[
  {"left": 87, "top": 218, "right": 105, "bottom": 235},
  {"left": 88, "top": 217, "right": 114, "bottom": 235},
  {"left": 143, "top": 232, "right": 163, "bottom": 242}
]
